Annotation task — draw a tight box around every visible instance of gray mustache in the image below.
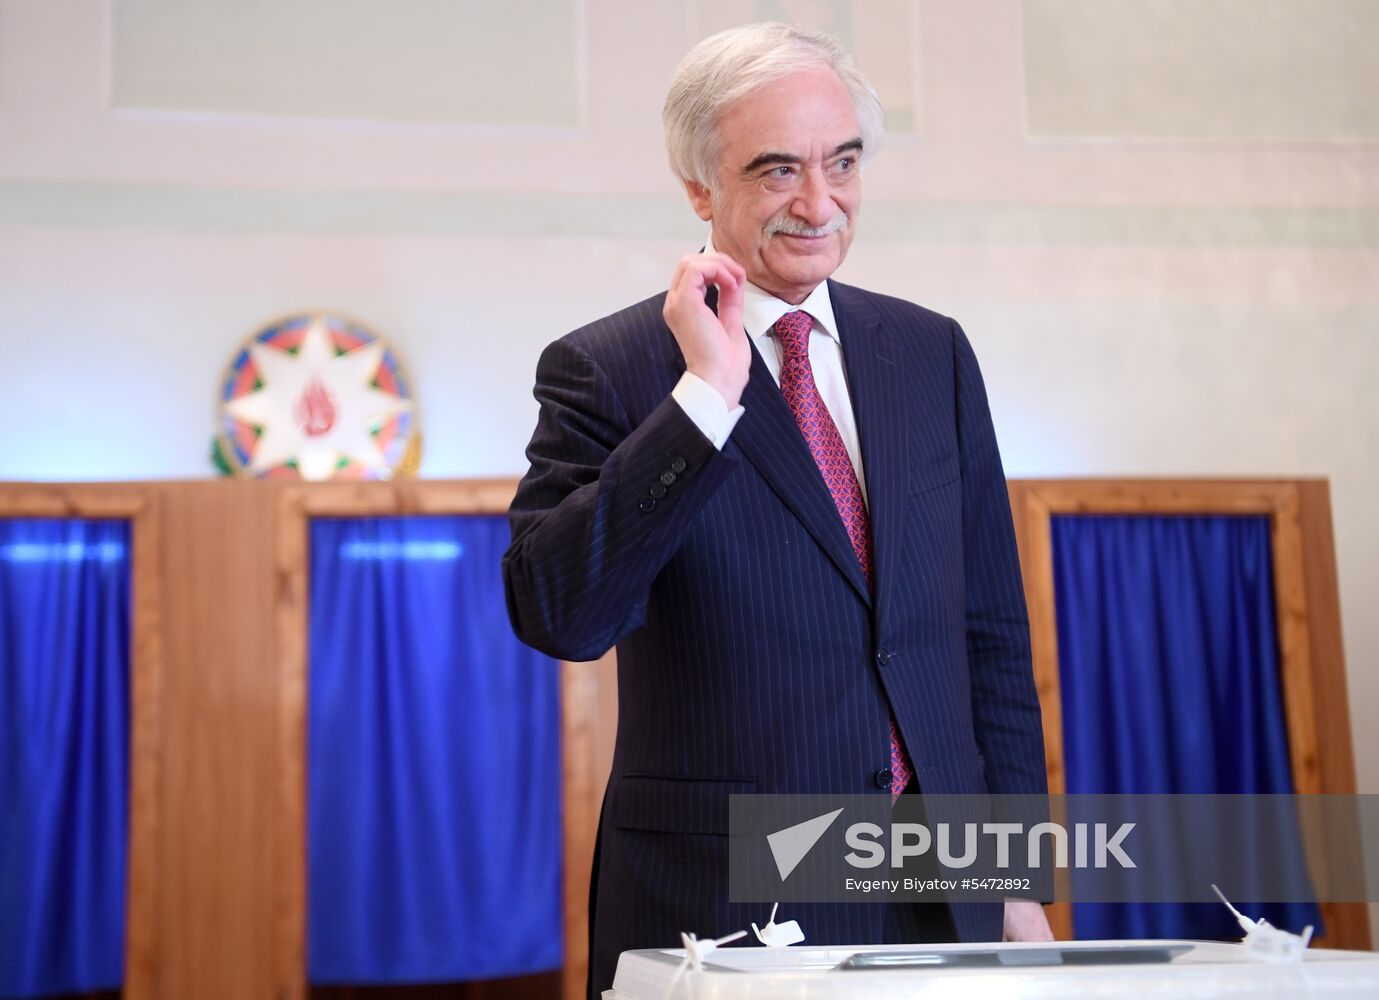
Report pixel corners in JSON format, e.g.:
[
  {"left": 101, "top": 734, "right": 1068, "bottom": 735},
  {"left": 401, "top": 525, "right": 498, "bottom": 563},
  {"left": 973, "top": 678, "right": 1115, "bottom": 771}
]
[{"left": 766, "top": 214, "right": 847, "bottom": 238}]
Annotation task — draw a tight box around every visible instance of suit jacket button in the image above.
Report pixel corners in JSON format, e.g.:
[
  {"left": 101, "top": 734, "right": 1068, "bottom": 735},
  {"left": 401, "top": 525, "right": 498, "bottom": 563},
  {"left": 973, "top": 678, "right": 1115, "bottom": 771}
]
[
  {"left": 874, "top": 768, "right": 892, "bottom": 789},
  {"left": 670, "top": 456, "right": 687, "bottom": 474},
  {"left": 660, "top": 470, "right": 677, "bottom": 486},
  {"left": 638, "top": 496, "right": 657, "bottom": 512},
  {"left": 876, "top": 649, "right": 892, "bottom": 667},
  {"left": 649, "top": 482, "right": 667, "bottom": 498}
]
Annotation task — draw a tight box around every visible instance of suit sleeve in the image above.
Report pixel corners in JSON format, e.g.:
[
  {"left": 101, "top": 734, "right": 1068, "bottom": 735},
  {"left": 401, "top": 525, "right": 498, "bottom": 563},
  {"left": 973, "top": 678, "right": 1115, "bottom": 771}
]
[
  {"left": 503, "top": 335, "right": 739, "bottom": 661},
  {"left": 952, "top": 320, "right": 1049, "bottom": 798}
]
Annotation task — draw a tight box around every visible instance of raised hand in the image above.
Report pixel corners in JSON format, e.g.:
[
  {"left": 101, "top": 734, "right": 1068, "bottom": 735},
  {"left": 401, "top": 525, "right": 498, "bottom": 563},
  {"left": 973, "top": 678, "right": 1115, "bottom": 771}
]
[{"left": 662, "top": 252, "right": 752, "bottom": 409}]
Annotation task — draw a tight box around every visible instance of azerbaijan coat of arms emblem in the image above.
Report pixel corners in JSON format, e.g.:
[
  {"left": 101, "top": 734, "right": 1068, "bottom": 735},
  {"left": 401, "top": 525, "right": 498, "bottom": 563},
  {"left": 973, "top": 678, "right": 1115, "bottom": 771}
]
[{"left": 213, "top": 312, "right": 419, "bottom": 480}]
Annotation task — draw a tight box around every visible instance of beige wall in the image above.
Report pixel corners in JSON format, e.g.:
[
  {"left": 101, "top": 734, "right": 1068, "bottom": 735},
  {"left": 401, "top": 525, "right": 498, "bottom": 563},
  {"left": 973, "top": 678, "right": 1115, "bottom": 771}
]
[{"left": 1, "top": 0, "right": 1376, "bottom": 816}]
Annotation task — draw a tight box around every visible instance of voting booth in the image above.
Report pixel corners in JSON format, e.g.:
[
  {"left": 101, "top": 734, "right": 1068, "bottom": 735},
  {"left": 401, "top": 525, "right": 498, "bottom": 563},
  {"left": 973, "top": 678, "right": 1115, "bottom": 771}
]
[
  {"left": 1006, "top": 480, "right": 1368, "bottom": 950},
  {"left": 0, "top": 478, "right": 1368, "bottom": 1000}
]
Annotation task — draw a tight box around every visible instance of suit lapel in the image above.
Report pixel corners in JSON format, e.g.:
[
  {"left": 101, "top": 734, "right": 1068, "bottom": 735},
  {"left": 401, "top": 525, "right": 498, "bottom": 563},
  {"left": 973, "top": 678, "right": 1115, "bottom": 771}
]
[
  {"left": 731, "top": 345, "right": 872, "bottom": 606},
  {"left": 685, "top": 282, "right": 868, "bottom": 603},
  {"left": 684, "top": 282, "right": 898, "bottom": 607},
  {"left": 831, "top": 281, "right": 910, "bottom": 629}
]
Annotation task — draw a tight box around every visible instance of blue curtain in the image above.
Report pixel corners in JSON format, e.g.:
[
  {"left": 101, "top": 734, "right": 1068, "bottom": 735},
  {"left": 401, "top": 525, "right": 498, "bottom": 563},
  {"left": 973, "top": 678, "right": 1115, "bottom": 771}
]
[
  {"left": 1, "top": 519, "right": 130, "bottom": 998},
  {"left": 1052, "top": 514, "right": 1321, "bottom": 940},
  {"left": 308, "top": 516, "right": 562, "bottom": 985}
]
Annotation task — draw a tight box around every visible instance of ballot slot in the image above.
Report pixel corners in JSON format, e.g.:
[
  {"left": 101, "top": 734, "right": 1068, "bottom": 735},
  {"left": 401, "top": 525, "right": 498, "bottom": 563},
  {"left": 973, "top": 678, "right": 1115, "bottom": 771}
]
[{"left": 834, "top": 943, "right": 1193, "bottom": 970}]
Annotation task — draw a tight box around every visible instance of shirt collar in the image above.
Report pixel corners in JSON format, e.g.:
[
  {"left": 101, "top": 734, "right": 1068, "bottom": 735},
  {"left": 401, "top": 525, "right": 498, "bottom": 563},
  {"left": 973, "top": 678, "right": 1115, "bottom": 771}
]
[{"left": 704, "top": 235, "right": 839, "bottom": 347}]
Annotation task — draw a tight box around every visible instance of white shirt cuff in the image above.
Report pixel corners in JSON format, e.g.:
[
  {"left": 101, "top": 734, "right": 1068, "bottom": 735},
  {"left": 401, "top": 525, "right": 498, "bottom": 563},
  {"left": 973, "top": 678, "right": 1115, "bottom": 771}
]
[{"left": 671, "top": 371, "right": 745, "bottom": 450}]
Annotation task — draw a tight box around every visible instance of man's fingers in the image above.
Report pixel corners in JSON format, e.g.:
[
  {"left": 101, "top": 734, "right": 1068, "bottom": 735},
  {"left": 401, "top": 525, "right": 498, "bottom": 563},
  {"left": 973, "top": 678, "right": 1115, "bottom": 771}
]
[
  {"left": 697, "top": 264, "right": 740, "bottom": 301},
  {"left": 666, "top": 252, "right": 749, "bottom": 353},
  {"left": 710, "top": 255, "right": 747, "bottom": 295},
  {"left": 716, "top": 271, "right": 746, "bottom": 337},
  {"left": 664, "top": 250, "right": 752, "bottom": 408},
  {"left": 703, "top": 261, "right": 744, "bottom": 319},
  {"left": 669, "top": 256, "right": 745, "bottom": 330},
  {"left": 672, "top": 252, "right": 745, "bottom": 298}
]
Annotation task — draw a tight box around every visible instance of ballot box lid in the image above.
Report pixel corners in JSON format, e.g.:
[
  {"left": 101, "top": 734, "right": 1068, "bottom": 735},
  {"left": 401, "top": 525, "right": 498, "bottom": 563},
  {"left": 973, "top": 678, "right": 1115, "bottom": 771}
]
[{"left": 606, "top": 939, "right": 1379, "bottom": 999}]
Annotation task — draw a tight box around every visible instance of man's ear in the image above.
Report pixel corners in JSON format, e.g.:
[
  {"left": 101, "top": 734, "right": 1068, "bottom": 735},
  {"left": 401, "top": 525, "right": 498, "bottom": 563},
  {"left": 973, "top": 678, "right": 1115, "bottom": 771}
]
[{"left": 685, "top": 179, "right": 714, "bottom": 221}]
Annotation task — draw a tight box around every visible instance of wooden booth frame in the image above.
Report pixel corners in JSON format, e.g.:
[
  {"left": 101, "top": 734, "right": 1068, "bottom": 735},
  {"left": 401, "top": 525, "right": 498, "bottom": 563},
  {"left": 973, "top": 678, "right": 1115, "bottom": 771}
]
[
  {"left": 1007, "top": 479, "right": 1369, "bottom": 949},
  {"left": 275, "top": 480, "right": 612, "bottom": 1000},
  {"left": 0, "top": 484, "right": 165, "bottom": 999}
]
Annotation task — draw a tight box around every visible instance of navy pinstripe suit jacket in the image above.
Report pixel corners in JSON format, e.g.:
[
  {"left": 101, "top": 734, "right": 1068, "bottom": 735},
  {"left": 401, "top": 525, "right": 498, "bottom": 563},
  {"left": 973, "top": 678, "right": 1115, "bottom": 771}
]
[{"left": 503, "top": 279, "right": 1047, "bottom": 994}]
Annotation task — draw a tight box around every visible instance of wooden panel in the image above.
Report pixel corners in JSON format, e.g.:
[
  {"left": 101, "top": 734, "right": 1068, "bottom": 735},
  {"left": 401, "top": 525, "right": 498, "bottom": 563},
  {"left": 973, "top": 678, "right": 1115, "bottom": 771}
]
[
  {"left": 124, "top": 490, "right": 163, "bottom": 1000},
  {"left": 1297, "top": 482, "right": 1361, "bottom": 797},
  {"left": 156, "top": 481, "right": 282, "bottom": 998},
  {"left": 1297, "top": 482, "right": 1371, "bottom": 950},
  {"left": 1007, "top": 482, "right": 1068, "bottom": 798},
  {"left": 275, "top": 484, "right": 309, "bottom": 1000},
  {"left": 1267, "top": 489, "right": 1322, "bottom": 795},
  {"left": 1006, "top": 482, "right": 1070, "bottom": 941},
  {"left": 559, "top": 653, "right": 617, "bottom": 1000},
  {"left": 286, "top": 479, "right": 519, "bottom": 517},
  {"left": 1014, "top": 478, "right": 1300, "bottom": 514},
  {"left": 0, "top": 482, "right": 156, "bottom": 518}
]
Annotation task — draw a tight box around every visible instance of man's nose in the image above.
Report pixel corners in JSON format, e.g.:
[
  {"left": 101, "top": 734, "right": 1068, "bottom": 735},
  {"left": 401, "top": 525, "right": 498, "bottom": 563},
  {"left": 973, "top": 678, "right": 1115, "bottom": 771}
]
[{"left": 791, "top": 167, "right": 837, "bottom": 228}]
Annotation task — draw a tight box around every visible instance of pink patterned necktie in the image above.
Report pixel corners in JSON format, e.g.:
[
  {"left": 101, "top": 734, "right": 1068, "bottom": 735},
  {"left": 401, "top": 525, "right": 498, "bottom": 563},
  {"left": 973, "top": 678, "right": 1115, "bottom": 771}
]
[{"left": 772, "top": 309, "right": 913, "bottom": 798}]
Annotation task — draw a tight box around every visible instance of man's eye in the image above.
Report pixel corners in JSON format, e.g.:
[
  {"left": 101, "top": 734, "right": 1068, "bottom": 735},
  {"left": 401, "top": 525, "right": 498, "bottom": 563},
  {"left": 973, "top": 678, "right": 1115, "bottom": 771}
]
[
  {"left": 771, "top": 165, "right": 793, "bottom": 177},
  {"left": 835, "top": 157, "right": 855, "bottom": 171}
]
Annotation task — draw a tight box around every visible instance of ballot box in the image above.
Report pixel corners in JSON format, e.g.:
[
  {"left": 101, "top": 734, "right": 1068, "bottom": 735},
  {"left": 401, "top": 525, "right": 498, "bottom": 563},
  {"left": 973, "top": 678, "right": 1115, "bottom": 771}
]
[{"left": 605, "top": 940, "right": 1379, "bottom": 999}]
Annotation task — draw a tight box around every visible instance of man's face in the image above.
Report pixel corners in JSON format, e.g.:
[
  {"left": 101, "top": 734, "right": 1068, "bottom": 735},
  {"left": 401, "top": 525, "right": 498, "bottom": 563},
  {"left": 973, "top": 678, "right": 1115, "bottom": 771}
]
[{"left": 688, "top": 64, "right": 862, "bottom": 305}]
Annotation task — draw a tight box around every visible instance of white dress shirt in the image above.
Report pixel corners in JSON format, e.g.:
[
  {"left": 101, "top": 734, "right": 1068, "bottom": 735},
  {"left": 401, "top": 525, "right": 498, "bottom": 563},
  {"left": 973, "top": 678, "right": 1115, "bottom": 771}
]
[{"left": 670, "top": 237, "right": 868, "bottom": 503}]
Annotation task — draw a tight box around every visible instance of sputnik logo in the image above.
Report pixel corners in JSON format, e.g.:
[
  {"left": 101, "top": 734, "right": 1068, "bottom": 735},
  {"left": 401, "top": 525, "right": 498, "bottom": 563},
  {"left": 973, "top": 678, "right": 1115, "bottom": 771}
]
[{"left": 766, "top": 808, "right": 844, "bottom": 880}]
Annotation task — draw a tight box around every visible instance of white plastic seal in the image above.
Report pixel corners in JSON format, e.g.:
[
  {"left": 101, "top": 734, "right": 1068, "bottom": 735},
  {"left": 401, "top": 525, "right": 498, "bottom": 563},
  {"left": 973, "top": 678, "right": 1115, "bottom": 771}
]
[
  {"left": 1212, "top": 883, "right": 1314, "bottom": 961},
  {"left": 752, "top": 903, "right": 806, "bottom": 948}
]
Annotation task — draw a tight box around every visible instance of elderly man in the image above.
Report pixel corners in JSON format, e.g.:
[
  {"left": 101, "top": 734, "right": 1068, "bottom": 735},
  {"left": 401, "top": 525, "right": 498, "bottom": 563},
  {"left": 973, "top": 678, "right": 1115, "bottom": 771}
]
[{"left": 503, "top": 22, "right": 1050, "bottom": 995}]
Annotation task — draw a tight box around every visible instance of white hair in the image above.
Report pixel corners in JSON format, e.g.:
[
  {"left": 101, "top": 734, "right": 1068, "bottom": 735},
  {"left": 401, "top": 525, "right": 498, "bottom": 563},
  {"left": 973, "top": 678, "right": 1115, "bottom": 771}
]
[{"left": 662, "top": 22, "right": 885, "bottom": 190}]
